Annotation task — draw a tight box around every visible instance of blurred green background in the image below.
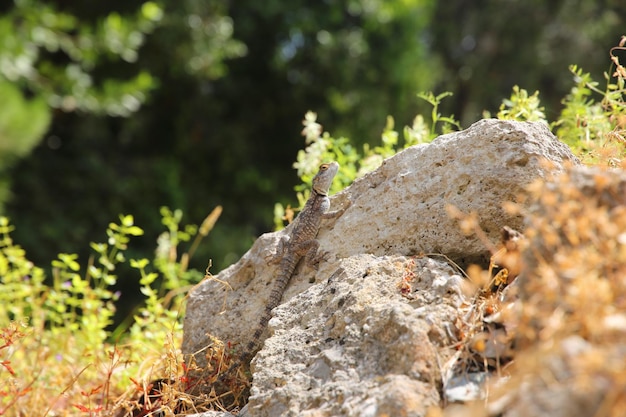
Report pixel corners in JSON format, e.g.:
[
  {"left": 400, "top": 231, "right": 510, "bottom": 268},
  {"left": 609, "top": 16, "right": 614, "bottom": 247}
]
[{"left": 1, "top": 0, "right": 624, "bottom": 281}]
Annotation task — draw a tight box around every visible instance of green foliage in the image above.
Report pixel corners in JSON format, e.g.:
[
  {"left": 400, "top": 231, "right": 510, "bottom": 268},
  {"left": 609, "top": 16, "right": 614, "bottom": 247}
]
[
  {"left": 0, "top": 1, "right": 163, "bottom": 116},
  {"left": 0, "top": 0, "right": 166, "bottom": 214},
  {"left": 496, "top": 86, "right": 547, "bottom": 122},
  {"left": 416, "top": 92, "right": 463, "bottom": 136},
  {"left": 492, "top": 41, "right": 626, "bottom": 165},
  {"left": 124, "top": 206, "right": 210, "bottom": 348},
  {"left": 295, "top": 91, "right": 459, "bottom": 189},
  {"left": 0, "top": 207, "right": 215, "bottom": 414},
  {"left": 0, "top": 216, "right": 46, "bottom": 324},
  {"left": 253, "top": 0, "right": 440, "bottom": 143},
  {"left": 171, "top": 0, "right": 248, "bottom": 79},
  {"left": 0, "top": 81, "right": 51, "bottom": 158},
  {"left": 554, "top": 64, "right": 625, "bottom": 155},
  {"left": 1, "top": 214, "right": 141, "bottom": 350}
]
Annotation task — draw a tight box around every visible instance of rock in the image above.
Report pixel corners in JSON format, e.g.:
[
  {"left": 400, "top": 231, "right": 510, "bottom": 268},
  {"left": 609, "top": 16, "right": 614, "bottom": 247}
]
[
  {"left": 243, "top": 254, "right": 463, "bottom": 417},
  {"left": 487, "top": 337, "right": 618, "bottom": 417},
  {"left": 182, "top": 119, "right": 579, "bottom": 415},
  {"left": 322, "top": 118, "right": 578, "bottom": 268},
  {"left": 444, "top": 371, "right": 489, "bottom": 403}
]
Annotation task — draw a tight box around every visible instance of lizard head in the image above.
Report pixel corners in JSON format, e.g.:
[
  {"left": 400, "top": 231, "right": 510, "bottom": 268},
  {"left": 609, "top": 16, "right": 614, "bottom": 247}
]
[{"left": 312, "top": 161, "right": 339, "bottom": 196}]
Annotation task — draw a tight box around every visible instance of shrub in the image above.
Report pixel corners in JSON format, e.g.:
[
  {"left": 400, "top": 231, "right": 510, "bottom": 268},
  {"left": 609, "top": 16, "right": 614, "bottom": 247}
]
[{"left": 0, "top": 207, "right": 220, "bottom": 415}]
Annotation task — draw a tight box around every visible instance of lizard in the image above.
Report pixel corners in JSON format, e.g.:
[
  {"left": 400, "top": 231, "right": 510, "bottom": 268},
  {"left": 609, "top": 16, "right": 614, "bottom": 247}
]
[{"left": 219, "top": 161, "right": 350, "bottom": 383}]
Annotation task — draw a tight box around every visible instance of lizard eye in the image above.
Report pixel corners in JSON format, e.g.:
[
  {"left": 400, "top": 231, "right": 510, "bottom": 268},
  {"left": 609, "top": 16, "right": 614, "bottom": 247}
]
[{"left": 319, "top": 164, "right": 329, "bottom": 170}]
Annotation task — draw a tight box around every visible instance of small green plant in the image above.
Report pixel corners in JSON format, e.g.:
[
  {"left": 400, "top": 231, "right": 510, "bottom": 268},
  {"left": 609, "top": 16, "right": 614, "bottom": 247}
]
[
  {"left": 495, "top": 85, "right": 547, "bottom": 122},
  {"left": 125, "top": 206, "right": 221, "bottom": 347},
  {"left": 494, "top": 37, "right": 626, "bottom": 165},
  {"left": 0, "top": 206, "right": 221, "bottom": 416},
  {"left": 555, "top": 61, "right": 625, "bottom": 163},
  {"left": 415, "top": 91, "right": 462, "bottom": 137},
  {"left": 554, "top": 65, "right": 612, "bottom": 148},
  {"left": 295, "top": 91, "right": 460, "bottom": 188}
]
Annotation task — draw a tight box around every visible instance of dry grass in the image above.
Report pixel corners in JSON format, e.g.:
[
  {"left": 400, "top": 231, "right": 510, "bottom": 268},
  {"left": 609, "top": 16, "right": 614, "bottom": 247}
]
[
  {"left": 447, "top": 163, "right": 626, "bottom": 417},
  {"left": 111, "top": 305, "right": 251, "bottom": 417}
]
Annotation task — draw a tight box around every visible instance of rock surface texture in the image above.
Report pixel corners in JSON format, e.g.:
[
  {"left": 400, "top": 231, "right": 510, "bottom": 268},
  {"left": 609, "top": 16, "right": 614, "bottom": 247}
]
[
  {"left": 321, "top": 118, "right": 578, "bottom": 267},
  {"left": 182, "top": 119, "right": 580, "bottom": 416},
  {"left": 246, "top": 255, "right": 462, "bottom": 417}
]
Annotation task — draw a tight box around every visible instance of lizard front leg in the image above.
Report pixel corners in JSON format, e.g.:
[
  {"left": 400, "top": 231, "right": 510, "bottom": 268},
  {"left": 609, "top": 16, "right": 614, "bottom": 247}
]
[{"left": 322, "top": 198, "right": 352, "bottom": 220}]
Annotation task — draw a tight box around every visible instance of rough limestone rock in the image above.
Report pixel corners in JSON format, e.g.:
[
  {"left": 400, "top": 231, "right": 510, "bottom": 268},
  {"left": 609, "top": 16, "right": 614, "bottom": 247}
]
[
  {"left": 182, "top": 119, "right": 580, "bottom": 416},
  {"left": 321, "top": 118, "right": 578, "bottom": 267},
  {"left": 245, "top": 254, "right": 463, "bottom": 417}
]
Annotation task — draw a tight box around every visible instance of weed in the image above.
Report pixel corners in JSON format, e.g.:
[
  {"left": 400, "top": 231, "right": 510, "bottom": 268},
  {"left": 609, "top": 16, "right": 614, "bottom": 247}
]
[
  {"left": 0, "top": 206, "right": 222, "bottom": 416},
  {"left": 495, "top": 36, "right": 626, "bottom": 166}
]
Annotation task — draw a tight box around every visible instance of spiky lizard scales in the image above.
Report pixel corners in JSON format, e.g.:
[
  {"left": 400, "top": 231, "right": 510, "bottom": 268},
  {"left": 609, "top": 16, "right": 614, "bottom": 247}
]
[{"left": 223, "top": 161, "right": 350, "bottom": 379}]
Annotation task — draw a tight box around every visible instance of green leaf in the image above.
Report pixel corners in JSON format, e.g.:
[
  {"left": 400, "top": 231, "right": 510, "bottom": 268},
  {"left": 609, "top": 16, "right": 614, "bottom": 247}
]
[
  {"left": 130, "top": 258, "right": 149, "bottom": 269},
  {"left": 126, "top": 226, "right": 144, "bottom": 236},
  {"left": 139, "top": 272, "right": 158, "bottom": 286},
  {"left": 120, "top": 214, "right": 134, "bottom": 227},
  {"left": 102, "top": 273, "right": 117, "bottom": 286},
  {"left": 51, "top": 259, "right": 65, "bottom": 269},
  {"left": 88, "top": 265, "right": 102, "bottom": 279},
  {"left": 57, "top": 253, "right": 80, "bottom": 271},
  {"left": 90, "top": 242, "right": 107, "bottom": 253},
  {"left": 140, "top": 284, "right": 157, "bottom": 296}
]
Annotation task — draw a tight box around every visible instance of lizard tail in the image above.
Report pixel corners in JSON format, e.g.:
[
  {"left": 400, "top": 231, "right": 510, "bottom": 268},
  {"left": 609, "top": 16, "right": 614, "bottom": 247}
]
[
  {"left": 238, "top": 267, "right": 294, "bottom": 363},
  {"left": 217, "top": 267, "right": 295, "bottom": 383}
]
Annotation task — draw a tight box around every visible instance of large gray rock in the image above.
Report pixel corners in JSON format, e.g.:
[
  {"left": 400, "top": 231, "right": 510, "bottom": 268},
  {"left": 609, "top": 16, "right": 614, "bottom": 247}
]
[
  {"left": 246, "top": 254, "right": 463, "bottom": 417},
  {"left": 182, "top": 119, "right": 579, "bottom": 415},
  {"left": 322, "top": 118, "right": 578, "bottom": 267}
]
